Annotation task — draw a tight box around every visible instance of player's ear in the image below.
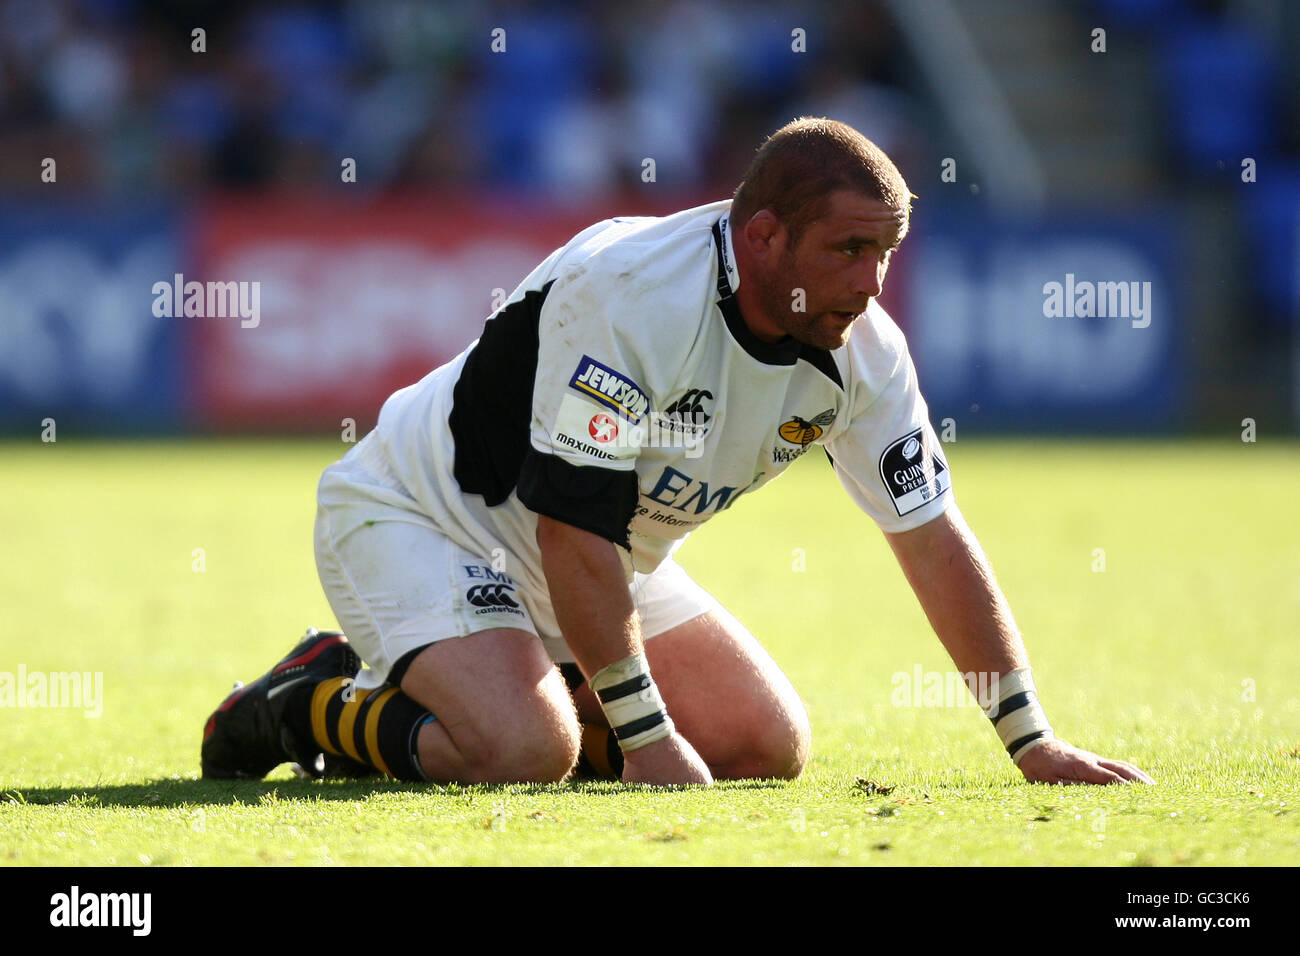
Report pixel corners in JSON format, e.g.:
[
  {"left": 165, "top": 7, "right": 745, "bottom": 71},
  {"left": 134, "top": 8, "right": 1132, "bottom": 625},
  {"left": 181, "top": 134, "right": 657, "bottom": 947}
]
[{"left": 742, "top": 209, "right": 781, "bottom": 257}]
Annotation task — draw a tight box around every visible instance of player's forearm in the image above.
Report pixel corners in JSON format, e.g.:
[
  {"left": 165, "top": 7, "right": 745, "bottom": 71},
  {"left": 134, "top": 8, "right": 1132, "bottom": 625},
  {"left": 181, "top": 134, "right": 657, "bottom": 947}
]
[
  {"left": 536, "top": 515, "right": 709, "bottom": 782},
  {"left": 884, "top": 504, "right": 1028, "bottom": 679},
  {"left": 536, "top": 514, "right": 643, "bottom": 678}
]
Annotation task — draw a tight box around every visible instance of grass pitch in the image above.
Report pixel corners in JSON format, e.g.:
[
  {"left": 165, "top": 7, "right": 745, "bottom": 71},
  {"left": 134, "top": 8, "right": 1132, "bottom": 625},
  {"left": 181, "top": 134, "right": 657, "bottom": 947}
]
[{"left": 1, "top": 436, "right": 1297, "bottom": 866}]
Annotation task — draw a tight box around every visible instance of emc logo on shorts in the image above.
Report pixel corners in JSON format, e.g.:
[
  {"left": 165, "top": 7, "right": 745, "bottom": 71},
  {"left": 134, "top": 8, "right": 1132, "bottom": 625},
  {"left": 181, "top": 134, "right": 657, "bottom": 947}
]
[{"left": 463, "top": 565, "right": 523, "bottom": 614}]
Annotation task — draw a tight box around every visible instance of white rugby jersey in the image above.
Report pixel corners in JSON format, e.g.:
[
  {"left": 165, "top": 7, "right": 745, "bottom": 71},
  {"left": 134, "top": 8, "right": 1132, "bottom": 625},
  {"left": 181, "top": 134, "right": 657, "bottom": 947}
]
[{"left": 372, "top": 199, "right": 953, "bottom": 585}]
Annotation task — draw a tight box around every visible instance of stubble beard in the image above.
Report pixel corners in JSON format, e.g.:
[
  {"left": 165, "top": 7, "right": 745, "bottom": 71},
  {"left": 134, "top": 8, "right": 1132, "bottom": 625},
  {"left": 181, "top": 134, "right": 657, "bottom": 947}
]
[
  {"left": 796, "top": 309, "right": 854, "bottom": 351},
  {"left": 757, "top": 249, "right": 853, "bottom": 352}
]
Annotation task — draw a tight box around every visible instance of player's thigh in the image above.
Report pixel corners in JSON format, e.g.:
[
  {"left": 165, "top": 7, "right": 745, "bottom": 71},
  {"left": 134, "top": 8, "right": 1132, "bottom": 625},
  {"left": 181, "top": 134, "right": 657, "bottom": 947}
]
[
  {"left": 398, "top": 627, "right": 579, "bottom": 776},
  {"left": 647, "top": 607, "right": 811, "bottom": 779},
  {"left": 571, "top": 601, "right": 811, "bottom": 779},
  {"left": 634, "top": 559, "right": 810, "bottom": 777},
  {"left": 315, "top": 486, "right": 578, "bottom": 773},
  {"left": 315, "top": 472, "right": 537, "bottom": 688}
]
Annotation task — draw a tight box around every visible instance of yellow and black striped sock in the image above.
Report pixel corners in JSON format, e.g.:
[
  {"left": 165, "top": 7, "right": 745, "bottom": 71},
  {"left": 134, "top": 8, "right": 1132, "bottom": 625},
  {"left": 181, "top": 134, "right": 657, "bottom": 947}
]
[
  {"left": 309, "top": 678, "right": 435, "bottom": 781},
  {"left": 574, "top": 723, "right": 624, "bottom": 780}
]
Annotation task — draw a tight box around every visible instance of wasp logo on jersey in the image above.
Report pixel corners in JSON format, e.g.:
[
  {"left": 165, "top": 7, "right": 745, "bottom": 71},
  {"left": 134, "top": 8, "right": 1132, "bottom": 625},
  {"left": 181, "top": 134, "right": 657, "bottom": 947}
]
[
  {"left": 568, "top": 356, "right": 649, "bottom": 423},
  {"left": 778, "top": 409, "right": 836, "bottom": 448},
  {"left": 879, "top": 427, "right": 950, "bottom": 516},
  {"left": 774, "top": 409, "right": 836, "bottom": 462}
]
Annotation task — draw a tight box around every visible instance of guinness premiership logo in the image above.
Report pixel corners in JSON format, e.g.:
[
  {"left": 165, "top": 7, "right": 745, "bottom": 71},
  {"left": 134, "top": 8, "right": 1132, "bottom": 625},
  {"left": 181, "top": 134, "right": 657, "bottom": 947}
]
[
  {"left": 879, "top": 427, "right": 951, "bottom": 516},
  {"left": 778, "top": 409, "right": 836, "bottom": 448}
]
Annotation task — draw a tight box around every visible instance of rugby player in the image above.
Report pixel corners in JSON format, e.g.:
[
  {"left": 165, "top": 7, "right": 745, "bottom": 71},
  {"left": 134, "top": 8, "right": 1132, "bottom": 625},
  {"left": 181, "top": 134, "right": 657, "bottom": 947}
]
[{"left": 202, "top": 118, "right": 1154, "bottom": 788}]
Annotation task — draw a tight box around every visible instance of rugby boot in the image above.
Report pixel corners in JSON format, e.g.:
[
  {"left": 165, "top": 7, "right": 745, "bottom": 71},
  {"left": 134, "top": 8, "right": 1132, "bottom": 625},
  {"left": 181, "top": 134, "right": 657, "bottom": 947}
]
[
  {"left": 318, "top": 752, "right": 383, "bottom": 780},
  {"left": 201, "top": 627, "right": 360, "bottom": 779}
]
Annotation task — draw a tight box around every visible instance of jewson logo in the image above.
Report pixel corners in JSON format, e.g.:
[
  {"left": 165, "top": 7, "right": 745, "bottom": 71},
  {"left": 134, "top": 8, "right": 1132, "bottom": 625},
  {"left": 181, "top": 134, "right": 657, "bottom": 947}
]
[
  {"left": 1042, "top": 273, "right": 1151, "bottom": 328},
  {"left": 568, "top": 356, "right": 650, "bottom": 422},
  {"left": 891, "top": 666, "right": 1000, "bottom": 711},
  {"left": 151, "top": 273, "right": 261, "bottom": 328},
  {"left": 50, "top": 886, "right": 151, "bottom": 936},
  {"left": 0, "top": 666, "right": 102, "bottom": 718}
]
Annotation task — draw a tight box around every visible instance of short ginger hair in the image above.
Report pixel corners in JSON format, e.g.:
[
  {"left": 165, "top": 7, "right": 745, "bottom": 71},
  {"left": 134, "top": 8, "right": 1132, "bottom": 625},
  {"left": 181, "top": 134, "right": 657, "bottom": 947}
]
[{"left": 730, "top": 117, "right": 912, "bottom": 244}]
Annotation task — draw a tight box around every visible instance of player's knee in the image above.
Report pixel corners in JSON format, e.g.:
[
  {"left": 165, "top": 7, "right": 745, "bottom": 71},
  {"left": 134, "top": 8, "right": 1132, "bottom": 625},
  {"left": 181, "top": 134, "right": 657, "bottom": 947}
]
[
  {"left": 755, "top": 708, "right": 811, "bottom": 779},
  {"left": 720, "top": 698, "right": 811, "bottom": 780},
  {"left": 782, "top": 707, "right": 813, "bottom": 779},
  {"left": 462, "top": 695, "right": 580, "bottom": 783}
]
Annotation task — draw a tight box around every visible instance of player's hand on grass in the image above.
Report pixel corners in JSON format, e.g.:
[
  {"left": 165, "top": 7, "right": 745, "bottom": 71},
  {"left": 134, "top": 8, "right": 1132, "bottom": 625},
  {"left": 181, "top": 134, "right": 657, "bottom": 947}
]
[
  {"left": 1017, "top": 738, "right": 1154, "bottom": 785},
  {"left": 621, "top": 731, "right": 713, "bottom": 787}
]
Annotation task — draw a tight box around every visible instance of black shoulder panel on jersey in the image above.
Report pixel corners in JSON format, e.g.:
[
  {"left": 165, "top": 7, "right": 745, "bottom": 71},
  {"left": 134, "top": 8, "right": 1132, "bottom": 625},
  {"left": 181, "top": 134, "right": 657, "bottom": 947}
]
[
  {"left": 450, "top": 280, "right": 554, "bottom": 505},
  {"left": 516, "top": 448, "right": 640, "bottom": 549},
  {"left": 797, "top": 344, "right": 845, "bottom": 390}
]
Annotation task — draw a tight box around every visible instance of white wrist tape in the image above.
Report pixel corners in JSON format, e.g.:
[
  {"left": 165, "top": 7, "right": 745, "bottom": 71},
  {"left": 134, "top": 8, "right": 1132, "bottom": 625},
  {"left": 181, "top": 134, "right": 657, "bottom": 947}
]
[
  {"left": 590, "top": 652, "right": 674, "bottom": 753},
  {"left": 983, "top": 668, "right": 1054, "bottom": 765}
]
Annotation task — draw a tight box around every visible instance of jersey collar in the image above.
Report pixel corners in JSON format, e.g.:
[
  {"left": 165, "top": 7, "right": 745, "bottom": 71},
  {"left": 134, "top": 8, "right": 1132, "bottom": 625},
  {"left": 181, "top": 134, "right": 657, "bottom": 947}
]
[
  {"left": 716, "top": 214, "right": 740, "bottom": 296},
  {"left": 712, "top": 216, "right": 801, "bottom": 366}
]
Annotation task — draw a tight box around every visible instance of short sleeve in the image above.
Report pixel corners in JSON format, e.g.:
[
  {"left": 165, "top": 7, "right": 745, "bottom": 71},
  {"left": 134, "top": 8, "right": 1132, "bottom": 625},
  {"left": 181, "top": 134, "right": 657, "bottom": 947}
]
[
  {"left": 823, "top": 306, "right": 955, "bottom": 533},
  {"left": 515, "top": 256, "right": 652, "bottom": 547}
]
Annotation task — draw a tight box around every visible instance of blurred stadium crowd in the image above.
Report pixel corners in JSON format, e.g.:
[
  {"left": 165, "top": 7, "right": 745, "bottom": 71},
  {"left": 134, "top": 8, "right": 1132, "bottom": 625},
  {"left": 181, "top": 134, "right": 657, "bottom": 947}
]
[
  {"left": 0, "top": 0, "right": 925, "bottom": 196},
  {"left": 0, "top": 0, "right": 1296, "bottom": 433},
  {"left": 1, "top": 0, "right": 1296, "bottom": 195}
]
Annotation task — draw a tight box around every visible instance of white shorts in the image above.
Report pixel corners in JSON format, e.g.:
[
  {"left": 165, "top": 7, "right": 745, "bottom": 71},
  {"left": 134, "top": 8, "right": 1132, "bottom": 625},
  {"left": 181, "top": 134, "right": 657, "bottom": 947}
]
[{"left": 315, "top": 437, "right": 722, "bottom": 691}]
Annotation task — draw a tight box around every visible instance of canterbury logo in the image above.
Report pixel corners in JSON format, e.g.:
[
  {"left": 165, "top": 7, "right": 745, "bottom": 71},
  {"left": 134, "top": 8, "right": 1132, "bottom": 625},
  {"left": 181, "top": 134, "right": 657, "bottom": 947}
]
[
  {"left": 778, "top": 409, "right": 836, "bottom": 447},
  {"left": 466, "top": 584, "right": 519, "bottom": 608},
  {"left": 663, "top": 388, "right": 713, "bottom": 423}
]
